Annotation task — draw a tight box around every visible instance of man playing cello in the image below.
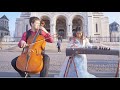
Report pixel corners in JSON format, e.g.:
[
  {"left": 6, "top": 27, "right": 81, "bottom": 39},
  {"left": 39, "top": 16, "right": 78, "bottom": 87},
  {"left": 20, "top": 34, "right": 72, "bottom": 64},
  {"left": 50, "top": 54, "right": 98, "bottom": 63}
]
[{"left": 11, "top": 17, "right": 54, "bottom": 77}]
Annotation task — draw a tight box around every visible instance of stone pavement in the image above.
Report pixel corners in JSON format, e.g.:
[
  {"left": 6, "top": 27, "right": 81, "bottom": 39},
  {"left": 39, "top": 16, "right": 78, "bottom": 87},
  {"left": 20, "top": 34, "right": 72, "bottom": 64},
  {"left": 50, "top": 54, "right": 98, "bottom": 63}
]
[
  {"left": 0, "top": 51, "right": 66, "bottom": 77},
  {"left": 0, "top": 41, "right": 119, "bottom": 78},
  {"left": 0, "top": 50, "right": 119, "bottom": 78}
]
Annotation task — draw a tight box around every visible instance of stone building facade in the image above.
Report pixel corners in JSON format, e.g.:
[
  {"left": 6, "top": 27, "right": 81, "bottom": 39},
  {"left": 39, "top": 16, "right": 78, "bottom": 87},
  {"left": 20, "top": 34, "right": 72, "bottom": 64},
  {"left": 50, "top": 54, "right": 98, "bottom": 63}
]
[
  {"left": 0, "top": 15, "right": 10, "bottom": 38},
  {"left": 14, "top": 12, "right": 110, "bottom": 42},
  {"left": 109, "top": 21, "right": 120, "bottom": 42}
]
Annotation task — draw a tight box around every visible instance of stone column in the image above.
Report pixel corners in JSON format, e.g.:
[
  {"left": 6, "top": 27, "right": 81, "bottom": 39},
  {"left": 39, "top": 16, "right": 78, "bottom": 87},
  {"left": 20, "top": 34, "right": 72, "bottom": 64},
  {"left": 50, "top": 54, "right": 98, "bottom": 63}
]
[
  {"left": 87, "top": 15, "right": 93, "bottom": 37},
  {"left": 82, "top": 23, "right": 86, "bottom": 37},
  {"left": 50, "top": 19, "right": 56, "bottom": 41},
  {"left": 67, "top": 23, "right": 72, "bottom": 38}
]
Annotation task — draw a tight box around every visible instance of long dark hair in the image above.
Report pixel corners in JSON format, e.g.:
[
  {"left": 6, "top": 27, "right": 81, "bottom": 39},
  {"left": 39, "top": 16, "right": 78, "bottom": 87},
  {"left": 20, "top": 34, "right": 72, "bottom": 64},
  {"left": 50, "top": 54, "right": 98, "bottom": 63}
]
[{"left": 73, "top": 26, "right": 84, "bottom": 38}]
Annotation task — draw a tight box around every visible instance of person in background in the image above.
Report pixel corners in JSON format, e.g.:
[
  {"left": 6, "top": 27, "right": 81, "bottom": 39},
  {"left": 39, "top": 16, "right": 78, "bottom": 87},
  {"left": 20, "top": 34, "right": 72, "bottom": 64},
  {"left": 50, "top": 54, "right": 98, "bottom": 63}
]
[
  {"left": 57, "top": 39, "right": 61, "bottom": 53},
  {"left": 58, "top": 35, "right": 62, "bottom": 42}
]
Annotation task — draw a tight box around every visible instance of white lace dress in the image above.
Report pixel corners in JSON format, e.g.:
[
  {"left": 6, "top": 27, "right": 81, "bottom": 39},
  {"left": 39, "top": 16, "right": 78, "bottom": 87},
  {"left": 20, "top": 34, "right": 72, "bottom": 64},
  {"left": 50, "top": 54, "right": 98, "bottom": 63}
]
[{"left": 59, "top": 38, "right": 96, "bottom": 78}]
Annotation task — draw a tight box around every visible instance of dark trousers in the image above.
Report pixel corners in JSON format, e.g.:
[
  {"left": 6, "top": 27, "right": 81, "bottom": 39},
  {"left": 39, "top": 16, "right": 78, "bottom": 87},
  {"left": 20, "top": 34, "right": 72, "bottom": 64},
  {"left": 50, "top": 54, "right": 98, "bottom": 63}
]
[
  {"left": 11, "top": 54, "right": 50, "bottom": 77},
  {"left": 58, "top": 46, "right": 61, "bottom": 52}
]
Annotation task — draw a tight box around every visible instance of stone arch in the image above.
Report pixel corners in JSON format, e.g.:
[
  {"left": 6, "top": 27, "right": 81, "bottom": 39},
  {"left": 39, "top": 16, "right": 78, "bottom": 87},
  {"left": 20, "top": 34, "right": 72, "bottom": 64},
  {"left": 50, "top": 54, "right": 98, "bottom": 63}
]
[
  {"left": 40, "top": 16, "right": 51, "bottom": 33},
  {"left": 71, "top": 15, "right": 84, "bottom": 35},
  {"left": 55, "top": 15, "right": 67, "bottom": 39}
]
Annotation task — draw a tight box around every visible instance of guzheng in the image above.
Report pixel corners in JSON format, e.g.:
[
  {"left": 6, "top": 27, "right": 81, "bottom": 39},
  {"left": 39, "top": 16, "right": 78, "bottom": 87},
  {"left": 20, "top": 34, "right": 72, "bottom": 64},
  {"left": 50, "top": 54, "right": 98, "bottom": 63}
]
[{"left": 66, "top": 47, "right": 119, "bottom": 56}]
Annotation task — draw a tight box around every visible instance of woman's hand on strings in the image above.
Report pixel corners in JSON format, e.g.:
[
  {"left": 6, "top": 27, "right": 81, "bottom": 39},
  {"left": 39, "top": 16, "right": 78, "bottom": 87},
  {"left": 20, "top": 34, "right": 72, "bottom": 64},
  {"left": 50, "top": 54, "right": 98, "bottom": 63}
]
[{"left": 70, "top": 44, "right": 78, "bottom": 48}]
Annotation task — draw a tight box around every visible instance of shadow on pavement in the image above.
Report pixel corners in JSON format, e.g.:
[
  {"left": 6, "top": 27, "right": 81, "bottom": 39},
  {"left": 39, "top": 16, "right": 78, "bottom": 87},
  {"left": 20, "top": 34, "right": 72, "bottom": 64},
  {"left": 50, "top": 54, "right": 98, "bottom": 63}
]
[
  {"left": 0, "top": 72, "right": 19, "bottom": 77},
  {"left": 0, "top": 72, "right": 41, "bottom": 78},
  {"left": 0, "top": 72, "right": 55, "bottom": 78}
]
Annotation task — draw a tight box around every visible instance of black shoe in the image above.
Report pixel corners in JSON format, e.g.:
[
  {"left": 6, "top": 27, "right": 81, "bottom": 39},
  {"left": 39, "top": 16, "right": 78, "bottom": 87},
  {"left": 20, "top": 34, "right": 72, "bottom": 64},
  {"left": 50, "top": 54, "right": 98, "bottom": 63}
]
[
  {"left": 25, "top": 73, "right": 31, "bottom": 78},
  {"left": 27, "top": 74, "right": 31, "bottom": 77}
]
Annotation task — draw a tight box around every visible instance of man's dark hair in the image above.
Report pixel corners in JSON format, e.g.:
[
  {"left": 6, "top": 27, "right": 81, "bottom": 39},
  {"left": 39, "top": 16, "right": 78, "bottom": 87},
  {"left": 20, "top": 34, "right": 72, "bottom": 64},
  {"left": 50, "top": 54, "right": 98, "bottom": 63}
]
[{"left": 29, "top": 17, "right": 40, "bottom": 26}]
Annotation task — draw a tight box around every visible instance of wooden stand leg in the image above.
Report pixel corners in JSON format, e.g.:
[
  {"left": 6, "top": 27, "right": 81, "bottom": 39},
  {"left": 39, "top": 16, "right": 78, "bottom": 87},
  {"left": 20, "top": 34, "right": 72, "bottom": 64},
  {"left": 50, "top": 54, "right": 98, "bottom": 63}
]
[
  {"left": 64, "top": 57, "right": 72, "bottom": 77},
  {"left": 72, "top": 57, "right": 78, "bottom": 77},
  {"left": 64, "top": 56, "right": 79, "bottom": 77}
]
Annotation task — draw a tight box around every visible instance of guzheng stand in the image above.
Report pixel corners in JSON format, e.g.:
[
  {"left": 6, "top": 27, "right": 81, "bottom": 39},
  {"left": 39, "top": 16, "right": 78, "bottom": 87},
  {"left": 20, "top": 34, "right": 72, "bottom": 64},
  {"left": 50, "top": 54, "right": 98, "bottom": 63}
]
[{"left": 64, "top": 47, "right": 120, "bottom": 77}]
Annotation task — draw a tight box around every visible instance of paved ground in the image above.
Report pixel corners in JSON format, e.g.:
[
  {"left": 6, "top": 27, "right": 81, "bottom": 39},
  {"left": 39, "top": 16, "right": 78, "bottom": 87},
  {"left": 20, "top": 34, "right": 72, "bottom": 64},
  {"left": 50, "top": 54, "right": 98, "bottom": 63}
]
[
  {"left": 0, "top": 41, "right": 119, "bottom": 78},
  {"left": 0, "top": 50, "right": 119, "bottom": 78}
]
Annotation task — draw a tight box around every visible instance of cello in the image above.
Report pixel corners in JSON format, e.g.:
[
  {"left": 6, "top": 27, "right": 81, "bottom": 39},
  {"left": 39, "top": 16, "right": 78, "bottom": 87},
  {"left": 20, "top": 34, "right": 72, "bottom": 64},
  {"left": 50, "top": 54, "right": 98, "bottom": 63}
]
[{"left": 16, "top": 29, "right": 46, "bottom": 76}]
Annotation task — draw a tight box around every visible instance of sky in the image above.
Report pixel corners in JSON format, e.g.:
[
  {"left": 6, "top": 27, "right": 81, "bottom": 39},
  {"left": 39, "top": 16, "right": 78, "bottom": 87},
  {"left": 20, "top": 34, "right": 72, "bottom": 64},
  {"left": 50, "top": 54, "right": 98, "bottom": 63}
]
[
  {"left": 0, "top": 12, "right": 120, "bottom": 37},
  {"left": 104, "top": 12, "right": 120, "bottom": 24}
]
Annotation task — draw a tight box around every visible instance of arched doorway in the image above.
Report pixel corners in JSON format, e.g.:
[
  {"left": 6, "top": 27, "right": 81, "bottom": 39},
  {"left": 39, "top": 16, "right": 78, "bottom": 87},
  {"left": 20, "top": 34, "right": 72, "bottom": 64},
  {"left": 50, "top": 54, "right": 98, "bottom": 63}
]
[
  {"left": 56, "top": 15, "right": 67, "bottom": 39},
  {"left": 40, "top": 16, "right": 50, "bottom": 33},
  {"left": 72, "top": 15, "right": 83, "bottom": 36}
]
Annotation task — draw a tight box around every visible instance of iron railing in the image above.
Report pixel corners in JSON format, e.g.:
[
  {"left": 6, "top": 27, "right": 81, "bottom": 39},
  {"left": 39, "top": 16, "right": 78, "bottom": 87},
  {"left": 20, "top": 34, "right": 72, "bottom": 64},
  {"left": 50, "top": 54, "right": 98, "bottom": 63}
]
[{"left": 88, "top": 37, "right": 120, "bottom": 43}]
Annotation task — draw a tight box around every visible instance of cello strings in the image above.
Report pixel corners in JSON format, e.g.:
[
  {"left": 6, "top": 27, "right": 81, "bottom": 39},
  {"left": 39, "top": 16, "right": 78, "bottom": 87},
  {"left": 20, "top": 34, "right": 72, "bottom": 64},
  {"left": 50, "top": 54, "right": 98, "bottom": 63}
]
[{"left": 27, "top": 34, "right": 57, "bottom": 47}]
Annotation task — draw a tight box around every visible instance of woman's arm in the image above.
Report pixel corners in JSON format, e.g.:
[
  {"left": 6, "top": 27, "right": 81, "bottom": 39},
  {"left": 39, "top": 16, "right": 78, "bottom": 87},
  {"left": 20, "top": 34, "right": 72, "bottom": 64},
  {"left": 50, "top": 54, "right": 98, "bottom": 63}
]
[
  {"left": 85, "top": 38, "right": 93, "bottom": 48},
  {"left": 41, "top": 27, "right": 54, "bottom": 43},
  {"left": 67, "top": 38, "right": 78, "bottom": 48}
]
